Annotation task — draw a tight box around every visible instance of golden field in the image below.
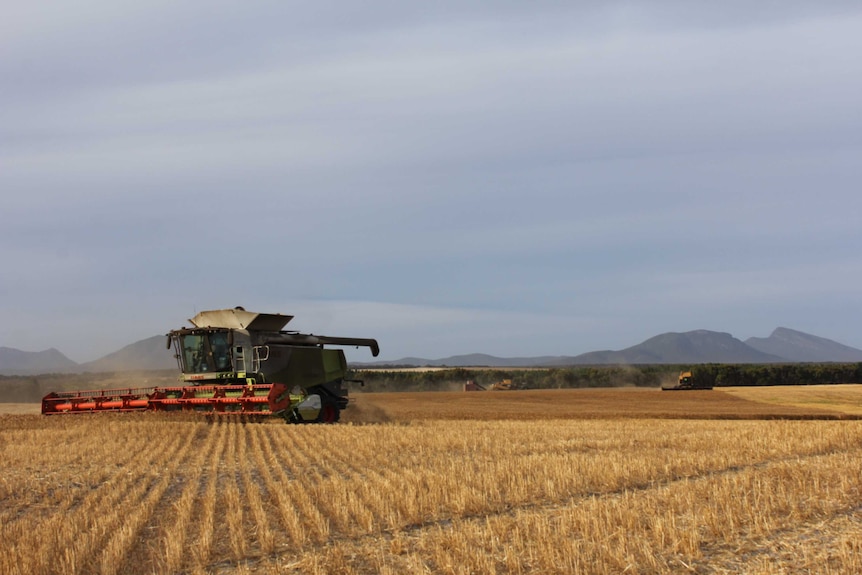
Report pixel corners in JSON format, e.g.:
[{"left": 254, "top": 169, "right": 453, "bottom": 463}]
[{"left": 1, "top": 386, "right": 861, "bottom": 574}]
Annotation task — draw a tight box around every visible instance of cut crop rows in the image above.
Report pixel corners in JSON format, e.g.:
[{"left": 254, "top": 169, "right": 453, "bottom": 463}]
[{"left": 1, "top": 413, "right": 860, "bottom": 574}]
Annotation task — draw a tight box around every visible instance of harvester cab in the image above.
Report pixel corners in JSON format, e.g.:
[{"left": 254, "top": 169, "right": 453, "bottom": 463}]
[{"left": 678, "top": 371, "right": 693, "bottom": 388}]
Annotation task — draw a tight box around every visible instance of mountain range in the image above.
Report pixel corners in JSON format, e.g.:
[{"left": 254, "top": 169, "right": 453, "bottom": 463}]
[
  {"left": 0, "top": 336, "right": 177, "bottom": 376},
  {"left": 1, "top": 327, "right": 861, "bottom": 376},
  {"left": 361, "top": 327, "right": 862, "bottom": 368}
]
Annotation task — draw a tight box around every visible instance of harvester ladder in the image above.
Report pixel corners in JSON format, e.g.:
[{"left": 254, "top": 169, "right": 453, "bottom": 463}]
[{"left": 252, "top": 345, "right": 269, "bottom": 373}]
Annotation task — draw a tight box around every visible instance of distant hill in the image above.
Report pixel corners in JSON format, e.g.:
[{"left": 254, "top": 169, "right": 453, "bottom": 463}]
[
  {"left": 80, "top": 335, "right": 177, "bottom": 372},
  {"left": 568, "top": 330, "right": 786, "bottom": 365},
  {"left": 0, "top": 346, "right": 79, "bottom": 375},
  {"left": 745, "top": 328, "right": 862, "bottom": 362},
  {"left": 0, "top": 336, "right": 176, "bottom": 376},
  {"left": 373, "top": 328, "right": 857, "bottom": 367}
]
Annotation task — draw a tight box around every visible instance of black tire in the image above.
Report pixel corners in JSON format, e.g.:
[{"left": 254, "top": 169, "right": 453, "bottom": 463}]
[{"left": 316, "top": 400, "right": 341, "bottom": 424}]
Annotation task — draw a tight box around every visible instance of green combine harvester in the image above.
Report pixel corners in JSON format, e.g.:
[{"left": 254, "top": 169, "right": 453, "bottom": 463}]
[{"left": 42, "top": 307, "right": 380, "bottom": 423}]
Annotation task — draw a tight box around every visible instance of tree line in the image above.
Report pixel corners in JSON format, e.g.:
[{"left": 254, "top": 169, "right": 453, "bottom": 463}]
[
  {"left": 686, "top": 363, "right": 862, "bottom": 388},
  {"left": 350, "top": 363, "right": 862, "bottom": 392},
  {"left": 3, "top": 363, "right": 862, "bottom": 403}
]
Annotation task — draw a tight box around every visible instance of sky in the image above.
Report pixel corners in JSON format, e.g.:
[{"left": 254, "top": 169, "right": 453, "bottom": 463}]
[{"left": 2, "top": 1, "right": 862, "bottom": 363}]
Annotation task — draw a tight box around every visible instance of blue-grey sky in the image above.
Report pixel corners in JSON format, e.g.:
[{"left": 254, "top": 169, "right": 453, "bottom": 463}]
[{"left": 2, "top": 1, "right": 861, "bottom": 362}]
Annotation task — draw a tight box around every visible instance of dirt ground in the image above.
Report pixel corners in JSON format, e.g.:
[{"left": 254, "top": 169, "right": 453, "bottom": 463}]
[
  {"left": 723, "top": 383, "right": 862, "bottom": 415},
  {"left": 343, "top": 386, "right": 861, "bottom": 423}
]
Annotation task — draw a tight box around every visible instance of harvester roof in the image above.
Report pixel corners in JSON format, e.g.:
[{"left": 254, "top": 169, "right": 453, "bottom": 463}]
[{"left": 188, "top": 308, "right": 293, "bottom": 332}]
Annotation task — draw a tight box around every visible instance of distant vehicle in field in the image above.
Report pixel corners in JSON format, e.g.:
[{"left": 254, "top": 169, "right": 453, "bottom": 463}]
[
  {"left": 464, "top": 378, "right": 516, "bottom": 391},
  {"left": 662, "top": 370, "right": 713, "bottom": 391}
]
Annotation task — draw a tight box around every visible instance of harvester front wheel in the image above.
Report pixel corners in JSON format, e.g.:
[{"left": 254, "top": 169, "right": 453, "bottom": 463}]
[{"left": 317, "top": 401, "right": 340, "bottom": 424}]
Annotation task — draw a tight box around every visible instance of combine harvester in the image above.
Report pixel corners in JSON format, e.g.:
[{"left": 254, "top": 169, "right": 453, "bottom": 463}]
[
  {"left": 661, "top": 370, "right": 714, "bottom": 391},
  {"left": 41, "top": 307, "right": 379, "bottom": 423},
  {"left": 464, "top": 379, "right": 516, "bottom": 391}
]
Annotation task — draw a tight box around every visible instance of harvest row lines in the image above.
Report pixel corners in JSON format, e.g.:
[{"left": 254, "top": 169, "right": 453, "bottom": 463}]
[{"left": 1, "top": 416, "right": 861, "bottom": 574}]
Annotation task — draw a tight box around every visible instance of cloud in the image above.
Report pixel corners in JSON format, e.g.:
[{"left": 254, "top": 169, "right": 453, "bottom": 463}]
[{"left": 1, "top": 2, "right": 862, "bottom": 360}]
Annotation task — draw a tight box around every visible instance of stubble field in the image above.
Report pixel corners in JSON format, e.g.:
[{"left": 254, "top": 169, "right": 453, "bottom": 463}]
[{"left": 1, "top": 387, "right": 861, "bottom": 574}]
